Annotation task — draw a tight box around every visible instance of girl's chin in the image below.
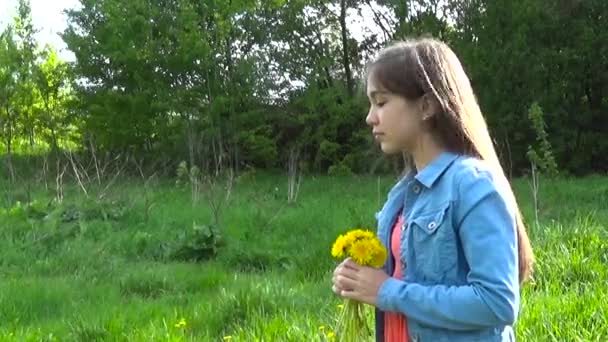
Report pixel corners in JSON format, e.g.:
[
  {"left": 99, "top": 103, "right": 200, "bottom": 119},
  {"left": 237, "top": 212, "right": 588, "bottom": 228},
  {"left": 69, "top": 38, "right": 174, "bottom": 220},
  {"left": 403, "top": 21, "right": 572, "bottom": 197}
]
[{"left": 379, "top": 142, "right": 402, "bottom": 155}]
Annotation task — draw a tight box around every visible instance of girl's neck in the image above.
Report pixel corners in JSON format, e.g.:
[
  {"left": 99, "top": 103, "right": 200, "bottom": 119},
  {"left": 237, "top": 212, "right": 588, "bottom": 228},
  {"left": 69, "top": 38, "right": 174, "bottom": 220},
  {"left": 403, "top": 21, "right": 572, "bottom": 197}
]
[{"left": 410, "top": 135, "right": 446, "bottom": 172}]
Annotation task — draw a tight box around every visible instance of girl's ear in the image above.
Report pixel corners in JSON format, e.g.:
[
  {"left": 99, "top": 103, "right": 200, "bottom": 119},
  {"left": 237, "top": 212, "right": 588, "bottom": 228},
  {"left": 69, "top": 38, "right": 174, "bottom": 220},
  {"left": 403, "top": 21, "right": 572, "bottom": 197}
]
[{"left": 420, "top": 93, "right": 440, "bottom": 120}]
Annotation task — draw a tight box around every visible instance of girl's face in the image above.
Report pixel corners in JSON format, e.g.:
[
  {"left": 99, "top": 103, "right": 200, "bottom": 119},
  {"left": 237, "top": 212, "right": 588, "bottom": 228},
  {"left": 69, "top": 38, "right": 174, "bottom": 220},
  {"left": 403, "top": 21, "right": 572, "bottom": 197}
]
[{"left": 365, "top": 75, "right": 425, "bottom": 155}]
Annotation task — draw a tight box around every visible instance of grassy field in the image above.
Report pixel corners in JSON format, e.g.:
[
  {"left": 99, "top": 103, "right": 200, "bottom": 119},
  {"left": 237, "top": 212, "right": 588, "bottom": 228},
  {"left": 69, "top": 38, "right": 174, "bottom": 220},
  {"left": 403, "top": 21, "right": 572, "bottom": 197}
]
[{"left": 0, "top": 172, "right": 607, "bottom": 341}]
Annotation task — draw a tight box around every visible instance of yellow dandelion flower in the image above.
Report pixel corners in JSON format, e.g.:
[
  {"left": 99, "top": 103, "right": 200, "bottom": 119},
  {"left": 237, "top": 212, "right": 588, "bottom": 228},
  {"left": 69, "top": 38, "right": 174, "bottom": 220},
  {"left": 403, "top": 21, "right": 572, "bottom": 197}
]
[
  {"left": 331, "top": 234, "right": 346, "bottom": 259},
  {"left": 223, "top": 336, "right": 233, "bottom": 341},
  {"left": 369, "top": 239, "right": 388, "bottom": 268},
  {"left": 340, "top": 233, "right": 355, "bottom": 250},
  {"left": 349, "top": 239, "right": 372, "bottom": 266},
  {"left": 345, "top": 229, "right": 373, "bottom": 242},
  {"left": 332, "top": 228, "right": 386, "bottom": 267},
  {"left": 174, "top": 318, "right": 187, "bottom": 328},
  {"left": 330, "top": 227, "right": 385, "bottom": 341},
  {"left": 354, "top": 229, "right": 376, "bottom": 240}
]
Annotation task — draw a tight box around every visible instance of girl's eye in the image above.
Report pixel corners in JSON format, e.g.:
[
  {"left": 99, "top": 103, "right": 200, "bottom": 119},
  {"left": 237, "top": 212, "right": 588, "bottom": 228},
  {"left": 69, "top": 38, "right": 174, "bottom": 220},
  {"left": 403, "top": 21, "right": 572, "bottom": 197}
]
[{"left": 376, "top": 101, "right": 386, "bottom": 107}]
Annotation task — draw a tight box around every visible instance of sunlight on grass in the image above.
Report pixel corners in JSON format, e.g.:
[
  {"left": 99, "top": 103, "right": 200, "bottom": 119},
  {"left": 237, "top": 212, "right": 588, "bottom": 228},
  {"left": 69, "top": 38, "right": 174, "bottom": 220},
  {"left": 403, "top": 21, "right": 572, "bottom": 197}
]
[{"left": 0, "top": 174, "right": 606, "bottom": 340}]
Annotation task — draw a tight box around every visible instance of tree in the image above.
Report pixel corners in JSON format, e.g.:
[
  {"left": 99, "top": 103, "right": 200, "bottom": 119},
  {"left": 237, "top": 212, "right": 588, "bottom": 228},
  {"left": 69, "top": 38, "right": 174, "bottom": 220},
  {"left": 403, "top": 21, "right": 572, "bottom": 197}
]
[
  {"left": 33, "top": 46, "right": 74, "bottom": 154},
  {"left": 49, "top": 0, "right": 607, "bottom": 176},
  {"left": 0, "top": 26, "right": 19, "bottom": 181},
  {"left": 13, "top": 0, "right": 39, "bottom": 149}
]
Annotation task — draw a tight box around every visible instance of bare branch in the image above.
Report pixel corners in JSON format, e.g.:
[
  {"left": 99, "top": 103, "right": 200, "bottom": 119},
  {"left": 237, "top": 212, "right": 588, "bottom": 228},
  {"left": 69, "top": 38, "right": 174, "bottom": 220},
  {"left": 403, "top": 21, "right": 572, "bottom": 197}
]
[
  {"left": 55, "top": 159, "right": 68, "bottom": 203},
  {"left": 287, "top": 146, "right": 303, "bottom": 204},
  {"left": 97, "top": 161, "right": 124, "bottom": 200},
  {"left": 65, "top": 150, "right": 89, "bottom": 198},
  {"left": 89, "top": 139, "right": 101, "bottom": 186},
  {"left": 362, "top": 0, "right": 395, "bottom": 40}
]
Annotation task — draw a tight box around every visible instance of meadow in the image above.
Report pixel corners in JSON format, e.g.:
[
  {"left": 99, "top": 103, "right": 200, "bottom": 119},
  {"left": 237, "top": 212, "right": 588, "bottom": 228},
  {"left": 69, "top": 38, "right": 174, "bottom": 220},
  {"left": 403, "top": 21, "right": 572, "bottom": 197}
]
[{"left": 0, "top": 172, "right": 607, "bottom": 341}]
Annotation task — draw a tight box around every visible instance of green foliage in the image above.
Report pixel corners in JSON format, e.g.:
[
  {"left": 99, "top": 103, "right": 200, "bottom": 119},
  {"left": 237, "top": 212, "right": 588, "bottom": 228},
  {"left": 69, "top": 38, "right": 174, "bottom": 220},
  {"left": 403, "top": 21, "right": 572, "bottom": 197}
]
[
  {"left": 1, "top": 0, "right": 608, "bottom": 339},
  {"left": 238, "top": 130, "right": 278, "bottom": 168},
  {"left": 175, "top": 161, "right": 200, "bottom": 188},
  {"left": 328, "top": 161, "right": 353, "bottom": 177},
  {"left": 0, "top": 0, "right": 76, "bottom": 166},
  {"left": 452, "top": 0, "right": 608, "bottom": 175},
  {"left": 526, "top": 102, "right": 559, "bottom": 177},
  {"left": 1, "top": 0, "right": 608, "bottom": 177},
  {"left": 33, "top": 47, "right": 77, "bottom": 151},
  {"left": 169, "top": 222, "right": 225, "bottom": 262}
]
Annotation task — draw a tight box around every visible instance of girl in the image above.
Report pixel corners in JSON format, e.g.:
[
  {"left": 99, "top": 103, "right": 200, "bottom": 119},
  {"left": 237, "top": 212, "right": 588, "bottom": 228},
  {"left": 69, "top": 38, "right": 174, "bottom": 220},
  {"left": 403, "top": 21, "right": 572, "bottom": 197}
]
[{"left": 331, "top": 38, "right": 534, "bottom": 342}]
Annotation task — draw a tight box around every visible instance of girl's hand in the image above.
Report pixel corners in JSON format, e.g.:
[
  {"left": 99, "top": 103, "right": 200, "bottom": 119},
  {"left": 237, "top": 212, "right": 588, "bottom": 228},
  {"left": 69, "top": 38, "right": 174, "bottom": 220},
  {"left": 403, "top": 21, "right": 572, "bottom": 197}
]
[
  {"left": 332, "top": 258, "right": 355, "bottom": 294},
  {"left": 332, "top": 258, "right": 390, "bottom": 306}
]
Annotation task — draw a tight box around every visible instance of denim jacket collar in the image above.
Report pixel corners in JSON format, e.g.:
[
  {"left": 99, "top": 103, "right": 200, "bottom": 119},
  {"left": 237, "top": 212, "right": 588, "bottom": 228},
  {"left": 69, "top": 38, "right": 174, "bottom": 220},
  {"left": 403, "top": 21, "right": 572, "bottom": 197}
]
[{"left": 414, "top": 151, "right": 459, "bottom": 189}]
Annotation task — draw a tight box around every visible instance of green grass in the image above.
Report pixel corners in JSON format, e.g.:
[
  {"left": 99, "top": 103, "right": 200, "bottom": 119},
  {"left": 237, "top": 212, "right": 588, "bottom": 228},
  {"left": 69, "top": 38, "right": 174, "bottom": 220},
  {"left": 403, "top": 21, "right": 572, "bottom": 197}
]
[{"left": 0, "top": 172, "right": 607, "bottom": 341}]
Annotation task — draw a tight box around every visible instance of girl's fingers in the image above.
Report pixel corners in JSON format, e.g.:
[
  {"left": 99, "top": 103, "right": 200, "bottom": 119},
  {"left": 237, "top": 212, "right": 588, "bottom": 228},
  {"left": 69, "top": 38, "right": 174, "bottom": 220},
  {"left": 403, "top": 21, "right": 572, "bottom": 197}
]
[
  {"left": 332, "top": 284, "right": 341, "bottom": 295},
  {"left": 340, "top": 289, "right": 356, "bottom": 299},
  {"left": 333, "top": 259, "right": 349, "bottom": 275},
  {"left": 343, "top": 258, "right": 360, "bottom": 270},
  {"left": 333, "top": 260, "right": 359, "bottom": 281},
  {"left": 337, "top": 265, "right": 359, "bottom": 281},
  {"left": 336, "top": 274, "right": 358, "bottom": 290},
  {"left": 341, "top": 289, "right": 371, "bottom": 305},
  {"left": 332, "top": 258, "right": 362, "bottom": 296}
]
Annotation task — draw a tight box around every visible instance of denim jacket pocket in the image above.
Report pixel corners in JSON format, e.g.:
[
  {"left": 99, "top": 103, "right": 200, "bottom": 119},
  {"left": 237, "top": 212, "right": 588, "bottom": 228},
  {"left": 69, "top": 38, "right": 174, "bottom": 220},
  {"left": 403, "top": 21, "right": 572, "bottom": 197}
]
[{"left": 410, "top": 202, "right": 458, "bottom": 281}]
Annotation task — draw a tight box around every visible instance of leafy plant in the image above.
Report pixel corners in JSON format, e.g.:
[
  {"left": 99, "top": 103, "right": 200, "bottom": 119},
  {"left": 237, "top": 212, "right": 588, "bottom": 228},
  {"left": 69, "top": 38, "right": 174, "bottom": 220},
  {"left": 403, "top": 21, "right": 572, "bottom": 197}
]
[
  {"left": 527, "top": 102, "right": 558, "bottom": 177},
  {"left": 526, "top": 102, "right": 558, "bottom": 227},
  {"left": 170, "top": 222, "right": 225, "bottom": 262}
]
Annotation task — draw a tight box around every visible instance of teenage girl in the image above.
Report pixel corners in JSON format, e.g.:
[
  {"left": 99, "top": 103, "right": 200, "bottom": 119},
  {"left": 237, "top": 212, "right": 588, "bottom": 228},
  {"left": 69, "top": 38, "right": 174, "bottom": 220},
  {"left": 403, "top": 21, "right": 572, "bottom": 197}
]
[{"left": 331, "top": 37, "right": 534, "bottom": 342}]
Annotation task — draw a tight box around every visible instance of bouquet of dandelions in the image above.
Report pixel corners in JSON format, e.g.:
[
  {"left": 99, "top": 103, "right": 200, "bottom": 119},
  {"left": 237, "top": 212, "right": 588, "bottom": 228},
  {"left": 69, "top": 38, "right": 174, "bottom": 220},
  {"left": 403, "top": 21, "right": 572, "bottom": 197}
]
[{"left": 331, "top": 228, "right": 387, "bottom": 342}]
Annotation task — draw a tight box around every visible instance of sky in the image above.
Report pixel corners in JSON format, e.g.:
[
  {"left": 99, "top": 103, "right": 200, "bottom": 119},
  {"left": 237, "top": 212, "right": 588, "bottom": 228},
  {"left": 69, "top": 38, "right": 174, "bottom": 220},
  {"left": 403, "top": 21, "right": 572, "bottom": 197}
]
[
  {"left": 0, "top": 0, "right": 384, "bottom": 63},
  {"left": 0, "top": 0, "right": 80, "bottom": 61}
]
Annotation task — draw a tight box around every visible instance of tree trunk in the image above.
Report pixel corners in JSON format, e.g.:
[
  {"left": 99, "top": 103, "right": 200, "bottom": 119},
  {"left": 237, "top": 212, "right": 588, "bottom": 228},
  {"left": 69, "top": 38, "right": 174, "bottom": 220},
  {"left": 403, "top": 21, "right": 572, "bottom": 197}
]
[
  {"left": 185, "top": 117, "right": 196, "bottom": 170},
  {"left": 50, "top": 127, "right": 59, "bottom": 155},
  {"left": 340, "top": 0, "right": 353, "bottom": 96},
  {"left": 3, "top": 105, "right": 15, "bottom": 183},
  {"left": 5, "top": 133, "right": 15, "bottom": 183}
]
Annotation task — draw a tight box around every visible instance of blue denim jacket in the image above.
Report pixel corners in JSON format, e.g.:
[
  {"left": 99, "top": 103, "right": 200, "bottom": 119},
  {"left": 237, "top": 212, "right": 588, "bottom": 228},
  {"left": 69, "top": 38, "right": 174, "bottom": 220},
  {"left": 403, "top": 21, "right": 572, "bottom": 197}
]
[{"left": 374, "top": 152, "right": 519, "bottom": 342}]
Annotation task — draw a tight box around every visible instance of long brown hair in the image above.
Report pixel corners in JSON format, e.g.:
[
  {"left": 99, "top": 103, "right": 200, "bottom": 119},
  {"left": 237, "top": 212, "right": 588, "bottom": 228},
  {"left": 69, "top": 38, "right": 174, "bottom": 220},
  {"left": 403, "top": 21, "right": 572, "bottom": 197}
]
[{"left": 367, "top": 38, "right": 534, "bottom": 284}]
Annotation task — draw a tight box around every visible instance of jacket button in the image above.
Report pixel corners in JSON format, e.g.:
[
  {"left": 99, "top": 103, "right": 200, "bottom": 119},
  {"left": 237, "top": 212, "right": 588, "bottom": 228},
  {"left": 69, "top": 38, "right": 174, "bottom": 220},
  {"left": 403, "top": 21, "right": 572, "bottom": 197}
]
[
  {"left": 412, "top": 185, "right": 421, "bottom": 193},
  {"left": 428, "top": 222, "right": 437, "bottom": 229}
]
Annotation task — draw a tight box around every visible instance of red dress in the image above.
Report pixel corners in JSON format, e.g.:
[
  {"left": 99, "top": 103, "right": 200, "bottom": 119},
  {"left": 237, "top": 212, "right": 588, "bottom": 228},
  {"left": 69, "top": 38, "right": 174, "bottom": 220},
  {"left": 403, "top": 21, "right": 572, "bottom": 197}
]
[{"left": 383, "top": 214, "right": 409, "bottom": 341}]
